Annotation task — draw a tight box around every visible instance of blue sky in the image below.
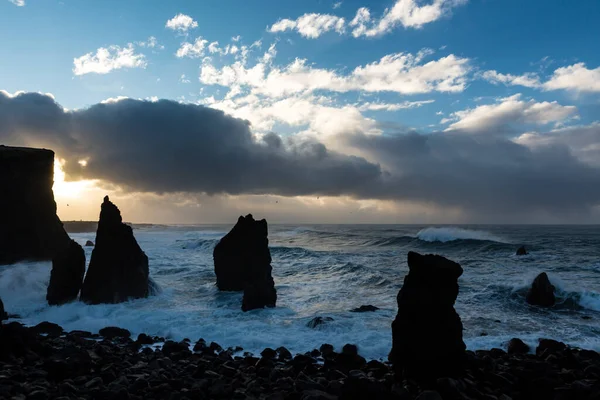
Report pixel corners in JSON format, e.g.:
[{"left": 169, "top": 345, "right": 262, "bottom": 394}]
[{"left": 1, "top": 0, "right": 600, "bottom": 223}]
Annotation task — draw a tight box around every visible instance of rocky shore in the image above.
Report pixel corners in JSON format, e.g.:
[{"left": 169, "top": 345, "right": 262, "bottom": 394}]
[{"left": 1, "top": 321, "right": 599, "bottom": 400}]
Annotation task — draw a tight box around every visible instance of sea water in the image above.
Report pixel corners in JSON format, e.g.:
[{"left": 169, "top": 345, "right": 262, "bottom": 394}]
[{"left": 1, "top": 225, "right": 599, "bottom": 360}]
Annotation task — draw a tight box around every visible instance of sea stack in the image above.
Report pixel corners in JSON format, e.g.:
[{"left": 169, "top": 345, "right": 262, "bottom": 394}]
[
  {"left": 516, "top": 246, "right": 528, "bottom": 256},
  {"left": 526, "top": 272, "right": 556, "bottom": 307},
  {"left": 213, "top": 214, "right": 277, "bottom": 311},
  {"left": 0, "top": 146, "right": 71, "bottom": 264},
  {"left": 389, "top": 251, "right": 466, "bottom": 381},
  {"left": 46, "top": 239, "right": 86, "bottom": 305},
  {"left": 80, "top": 196, "right": 150, "bottom": 304}
]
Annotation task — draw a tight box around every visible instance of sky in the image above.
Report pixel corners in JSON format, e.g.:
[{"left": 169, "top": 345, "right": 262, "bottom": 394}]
[{"left": 1, "top": 0, "right": 600, "bottom": 224}]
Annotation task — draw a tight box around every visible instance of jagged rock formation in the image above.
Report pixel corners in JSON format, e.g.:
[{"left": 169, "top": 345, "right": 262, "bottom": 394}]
[
  {"left": 46, "top": 239, "right": 86, "bottom": 305},
  {"left": 389, "top": 251, "right": 466, "bottom": 381},
  {"left": 516, "top": 246, "right": 528, "bottom": 256},
  {"left": 0, "top": 297, "right": 6, "bottom": 321},
  {"left": 213, "top": 214, "right": 277, "bottom": 311},
  {"left": 526, "top": 272, "right": 556, "bottom": 307},
  {"left": 80, "top": 196, "right": 150, "bottom": 304},
  {"left": 85, "top": 240, "right": 94, "bottom": 247},
  {"left": 0, "top": 146, "right": 70, "bottom": 264}
]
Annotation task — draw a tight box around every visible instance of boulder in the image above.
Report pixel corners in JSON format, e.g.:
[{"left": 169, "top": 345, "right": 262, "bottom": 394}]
[
  {"left": 307, "top": 317, "right": 334, "bottom": 329},
  {"left": 85, "top": 240, "right": 94, "bottom": 247},
  {"left": 80, "top": 196, "right": 150, "bottom": 304},
  {"left": 214, "top": 214, "right": 276, "bottom": 311},
  {"left": 516, "top": 246, "right": 528, "bottom": 256},
  {"left": 507, "top": 338, "right": 530, "bottom": 354},
  {"left": 46, "top": 239, "right": 86, "bottom": 305},
  {"left": 350, "top": 305, "right": 379, "bottom": 312},
  {"left": 0, "top": 146, "right": 71, "bottom": 264},
  {"left": 526, "top": 272, "right": 555, "bottom": 307},
  {"left": 389, "top": 251, "right": 466, "bottom": 381}
]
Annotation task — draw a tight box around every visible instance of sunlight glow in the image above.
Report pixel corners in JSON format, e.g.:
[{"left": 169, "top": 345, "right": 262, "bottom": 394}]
[{"left": 53, "top": 158, "right": 95, "bottom": 198}]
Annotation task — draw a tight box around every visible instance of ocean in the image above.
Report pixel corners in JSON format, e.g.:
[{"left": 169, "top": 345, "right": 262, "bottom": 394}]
[{"left": 1, "top": 224, "right": 599, "bottom": 360}]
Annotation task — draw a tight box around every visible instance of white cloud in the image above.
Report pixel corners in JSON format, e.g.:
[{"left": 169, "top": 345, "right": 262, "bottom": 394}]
[
  {"left": 73, "top": 44, "right": 147, "bottom": 76},
  {"left": 543, "top": 63, "right": 600, "bottom": 93},
  {"left": 350, "top": 0, "right": 467, "bottom": 37},
  {"left": 100, "top": 96, "right": 129, "bottom": 104},
  {"left": 176, "top": 37, "right": 208, "bottom": 58},
  {"left": 165, "top": 14, "right": 198, "bottom": 32},
  {"left": 333, "top": 1, "right": 342, "bottom": 9},
  {"left": 137, "top": 36, "right": 164, "bottom": 50},
  {"left": 9, "top": 0, "right": 25, "bottom": 6},
  {"left": 481, "top": 70, "right": 541, "bottom": 88},
  {"left": 358, "top": 100, "right": 435, "bottom": 111},
  {"left": 269, "top": 13, "right": 345, "bottom": 39},
  {"left": 445, "top": 94, "right": 578, "bottom": 132},
  {"left": 200, "top": 48, "right": 470, "bottom": 98},
  {"left": 231, "top": 35, "right": 241, "bottom": 42},
  {"left": 180, "top": 74, "right": 191, "bottom": 83}
]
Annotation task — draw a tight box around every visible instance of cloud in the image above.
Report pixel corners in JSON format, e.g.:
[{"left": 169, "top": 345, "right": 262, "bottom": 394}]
[
  {"left": 481, "top": 70, "right": 541, "bottom": 88},
  {"left": 350, "top": 0, "right": 468, "bottom": 37},
  {"left": 3, "top": 91, "right": 600, "bottom": 221},
  {"left": 0, "top": 92, "right": 383, "bottom": 198},
  {"left": 180, "top": 74, "right": 191, "bottom": 84},
  {"left": 176, "top": 37, "right": 208, "bottom": 58},
  {"left": 73, "top": 44, "right": 146, "bottom": 76},
  {"left": 444, "top": 94, "right": 578, "bottom": 133},
  {"left": 200, "top": 47, "right": 470, "bottom": 98},
  {"left": 9, "top": 0, "right": 25, "bottom": 6},
  {"left": 543, "top": 63, "right": 600, "bottom": 93},
  {"left": 137, "top": 36, "right": 164, "bottom": 50},
  {"left": 269, "top": 13, "right": 345, "bottom": 38},
  {"left": 333, "top": 1, "right": 342, "bottom": 9},
  {"left": 165, "top": 13, "right": 198, "bottom": 32},
  {"left": 358, "top": 100, "right": 435, "bottom": 111}
]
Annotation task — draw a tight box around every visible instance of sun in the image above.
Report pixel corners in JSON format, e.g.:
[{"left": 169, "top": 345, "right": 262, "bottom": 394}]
[{"left": 53, "top": 158, "right": 95, "bottom": 198}]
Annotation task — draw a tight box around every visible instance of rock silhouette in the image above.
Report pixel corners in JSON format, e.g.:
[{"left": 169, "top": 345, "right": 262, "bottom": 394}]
[
  {"left": 516, "top": 246, "right": 528, "bottom": 255},
  {"left": 307, "top": 317, "right": 334, "bottom": 329},
  {"left": 0, "top": 146, "right": 71, "bottom": 264},
  {"left": 526, "top": 272, "right": 556, "bottom": 307},
  {"left": 80, "top": 196, "right": 150, "bottom": 304},
  {"left": 389, "top": 251, "right": 466, "bottom": 381},
  {"left": 85, "top": 240, "right": 94, "bottom": 247},
  {"left": 214, "top": 214, "right": 276, "bottom": 311},
  {"left": 0, "top": 297, "right": 6, "bottom": 321},
  {"left": 46, "top": 239, "right": 86, "bottom": 305},
  {"left": 350, "top": 305, "right": 379, "bottom": 312}
]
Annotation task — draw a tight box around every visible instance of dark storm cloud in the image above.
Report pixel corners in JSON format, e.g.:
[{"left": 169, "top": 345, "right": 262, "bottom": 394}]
[
  {"left": 0, "top": 91, "right": 382, "bottom": 197},
  {"left": 342, "top": 130, "right": 600, "bottom": 214},
  {"left": 2, "top": 91, "right": 600, "bottom": 217}
]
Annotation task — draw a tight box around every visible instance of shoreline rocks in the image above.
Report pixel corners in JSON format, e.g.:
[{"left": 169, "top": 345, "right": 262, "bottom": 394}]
[
  {"left": 80, "top": 196, "right": 150, "bottom": 304},
  {"left": 214, "top": 214, "right": 277, "bottom": 311},
  {"left": 0, "top": 146, "right": 71, "bottom": 264},
  {"left": 390, "top": 251, "right": 466, "bottom": 381},
  {"left": 46, "top": 239, "right": 86, "bottom": 305},
  {"left": 0, "top": 321, "right": 599, "bottom": 400},
  {"left": 526, "top": 272, "right": 556, "bottom": 307}
]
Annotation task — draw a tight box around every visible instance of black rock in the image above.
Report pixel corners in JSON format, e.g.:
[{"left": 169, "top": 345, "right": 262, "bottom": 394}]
[
  {"left": 85, "top": 240, "right": 94, "bottom": 247},
  {"left": 350, "top": 305, "right": 379, "bottom": 312},
  {"left": 307, "top": 316, "right": 334, "bottom": 329},
  {"left": 136, "top": 333, "right": 155, "bottom": 345},
  {"left": 526, "top": 272, "right": 556, "bottom": 307},
  {"left": 80, "top": 196, "right": 150, "bottom": 304},
  {"left": 99, "top": 326, "right": 131, "bottom": 339},
  {"left": 536, "top": 339, "right": 567, "bottom": 356},
  {"left": 162, "top": 340, "right": 190, "bottom": 356},
  {"left": 0, "top": 146, "right": 72, "bottom": 265},
  {"left": 516, "top": 246, "right": 528, "bottom": 256},
  {"left": 389, "top": 251, "right": 466, "bottom": 381},
  {"left": 47, "top": 239, "right": 86, "bottom": 305},
  {"left": 276, "top": 346, "right": 293, "bottom": 360},
  {"left": 0, "top": 297, "right": 6, "bottom": 321},
  {"left": 213, "top": 214, "right": 277, "bottom": 311},
  {"left": 507, "top": 338, "right": 530, "bottom": 354},
  {"left": 32, "top": 321, "right": 64, "bottom": 337}
]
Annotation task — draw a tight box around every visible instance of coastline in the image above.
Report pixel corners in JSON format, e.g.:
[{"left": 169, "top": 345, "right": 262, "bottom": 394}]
[{"left": 2, "top": 321, "right": 599, "bottom": 399}]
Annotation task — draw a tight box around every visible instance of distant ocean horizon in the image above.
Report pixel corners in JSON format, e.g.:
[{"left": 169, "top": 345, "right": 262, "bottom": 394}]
[{"left": 2, "top": 224, "right": 599, "bottom": 360}]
